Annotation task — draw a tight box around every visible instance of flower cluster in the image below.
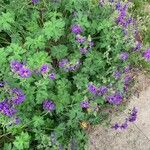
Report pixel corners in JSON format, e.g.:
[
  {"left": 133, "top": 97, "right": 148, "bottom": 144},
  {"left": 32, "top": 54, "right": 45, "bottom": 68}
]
[
  {"left": 112, "top": 107, "right": 138, "bottom": 130},
  {"left": 114, "top": 70, "right": 122, "bottom": 79},
  {"left": 0, "top": 87, "right": 25, "bottom": 122},
  {"left": 87, "top": 67, "right": 132, "bottom": 106},
  {"left": 115, "top": 1, "right": 143, "bottom": 52},
  {"left": 59, "top": 59, "right": 80, "bottom": 72},
  {"left": 78, "top": 36, "right": 94, "bottom": 54},
  {"left": 0, "top": 100, "right": 17, "bottom": 117},
  {"left": 43, "top": 100, "right": 55, "bottom": 112},
  {"left": 116, "top": 2, "right": 132, "bottom": 28},
  {"left": 11, "top": 88, "right": 26, "bottom": 105},
  {"left": 10, "top": 60, "right": 31, "bottom": 78},
  {"left": 71, "top": 24, "right": 94, "bottom": 54},
  {"left": 39, "top": 64, "right": 56, "bottom": 80},
  {"left": 107, "top": 92, "right": 123, "bottom": 105},
  {"left": 88, "top": 83, "right": 108, "bottom": 96}
]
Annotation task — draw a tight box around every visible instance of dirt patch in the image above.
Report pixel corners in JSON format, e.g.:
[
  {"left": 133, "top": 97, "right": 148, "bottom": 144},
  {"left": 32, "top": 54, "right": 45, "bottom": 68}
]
[{"left": 88, "top": 73, "right": 150, "bottom": 150}]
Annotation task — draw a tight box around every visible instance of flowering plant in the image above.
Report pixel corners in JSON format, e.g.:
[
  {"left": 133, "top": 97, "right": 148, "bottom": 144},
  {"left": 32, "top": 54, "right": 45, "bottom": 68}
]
[{"left": 0, "top": 0, "right": 149, "bottom": 149}]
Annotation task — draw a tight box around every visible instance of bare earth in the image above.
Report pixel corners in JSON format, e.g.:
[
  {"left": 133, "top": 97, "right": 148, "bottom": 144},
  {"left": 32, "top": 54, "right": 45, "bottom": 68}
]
[{"left": 88, "top": 73, "right": 150, "bottom": 150}]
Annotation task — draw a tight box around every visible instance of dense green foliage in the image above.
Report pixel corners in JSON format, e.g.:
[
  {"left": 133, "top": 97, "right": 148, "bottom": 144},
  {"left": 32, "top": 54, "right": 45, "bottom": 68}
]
[{"left": 0, "top": 0, "right": 147, "bottom": 149}]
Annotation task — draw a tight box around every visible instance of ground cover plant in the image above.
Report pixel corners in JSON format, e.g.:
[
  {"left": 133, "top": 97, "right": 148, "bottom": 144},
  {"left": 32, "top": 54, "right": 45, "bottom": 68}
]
[{"left": 0, "top": 0, "right": 150, "bottom": 149}]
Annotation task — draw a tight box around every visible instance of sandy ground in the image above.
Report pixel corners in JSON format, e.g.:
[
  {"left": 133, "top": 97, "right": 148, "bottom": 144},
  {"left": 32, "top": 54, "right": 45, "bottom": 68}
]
[{"left": 88, "top": 73, "right": 150, "bottom": 150}]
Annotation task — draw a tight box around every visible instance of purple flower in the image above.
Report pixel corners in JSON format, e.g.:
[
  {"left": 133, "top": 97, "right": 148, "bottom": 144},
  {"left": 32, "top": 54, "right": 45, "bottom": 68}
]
[
  {"left": 116, "top": 2, "right": 121, "bottom": 10},
  {"left": 89, "top": 41, "right": 94, "bottom": 47},
  {"left": 124, "top": 65, "right": 130, "bottom": 73},
  {"left": 80, "top": 47, "right": 88, "bottom": 54},
  {"left": 97, "top": 86, "right": 108, "bottom": 96},
  {"left": 59, "top": 59, "right": 69, "bottom": 67},
  {"left": 107, "top": 93, "right": 123, "bottom": 105},
  {"left": 120, "top": 119, "right": 128, "bottom": 129},
  {"left": 65, "top": 64, "right": 80, "bottom": 72},
  {"left": 120, "top": 52, "right": 129, "bottom": 61},
  {"left": 14, "top": 117, "right": 21, "bottom": 125},
  {"left": 0, "top": 81, "right": 5, "bottom": 87},
  {"left": 32, "top": 0, "right": 39, "bottom": 4},
  {"left": 112, "top": 107, "right": 137, "bottom": 130},
  {"left": 43, "top": 100, "right": 55, "bottom": 112},
  {"left": 71, "top": 24, "right": 83, "bottom": 34},
  {"left": 143, "top": 48, "right": 150, "bottom": 61},
  {"left": 0, "top": 100, "right": 9, "bottom": 112},
  {"left": 40, "top": 64, "right": 49, "bottom": 74},
  {"left": 128, "top": 107, "right": 138, "bottom": 122},
  {"left": 76, "top": 35, "right": 86, "bottom": 43},
  {"left": 3, "top": 107, "right": 17, "bottom": 117},
  {"left": 124, "top": 84, "right": 129, "bottom": 92},
  {"left": 133, "top": 41, "right": 142, "bottom": 51},
  {"left": 19, "top": 67, "right": 32, "bottom": 78},
  {"left": 114, "top": 70, "right": 121, "bottom": 79},
  {"left": 0, "top": 100, "right": 17, "bottom": 117},
  {"left": 124, "top": 76, "right": 132, "bottom": 85},
  {"left": 10, "top": 61, "right": 23, "bottom": 72},
  {"left": 88, "top": 83, "right": 97, "bottom": 95},
  {"left": 12, "top": 88, "right": 26, "bottom": 105},
  {"left": 63, "top": 60, "right": 80, "bottom": 72},
  {"left": 112, "top": 123, "right": 119, "bottom": 130},
  {"left": 127, "top": 17, "right": 133, "bottom": 24},
  {"left": 80, "top": 101, "right": 90, "bottom": 108},
  {"left": 49, "top": 73, "right": 56, "bottom": 80}
]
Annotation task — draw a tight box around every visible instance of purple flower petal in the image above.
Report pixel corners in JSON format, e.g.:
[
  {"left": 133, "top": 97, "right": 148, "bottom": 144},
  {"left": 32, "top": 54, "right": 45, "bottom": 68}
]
[
  {"left": 19, "top": 67, "right": 32, "bottom": 78},
  {"left": 88, "top": 83, "right": 97, "bottom": 95},
  {"left": 43, "top": 100, "right": 55, "bottom": 112},
  {"left": 120, "top": 52, "right": 129, "bottom": 61},
  {"left": 143, "top": 48, "right": 150, "bottom": 61},
  {"left": 49, "top": 73, "right": 56, "bottom": 80},
  {"left": 80, "top": 101, "right": 90, "bottom": 108},
  {"left": 71, "top": 24, "right": 83, "bottom": 34}
]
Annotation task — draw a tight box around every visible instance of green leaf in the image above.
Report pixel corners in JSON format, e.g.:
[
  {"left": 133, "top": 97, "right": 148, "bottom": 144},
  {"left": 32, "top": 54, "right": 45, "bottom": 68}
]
[
  {"left": 25, "top": 35, "right": 46, "bottom": 50},
  {"left": 43, "top": 17, "right": 65, "bottom": 41},
  {"left": 51, "top": 45, "right": 68, "bottom": 59},
  {"left": 3, "top": 143, "right": 13, "bottom": 150},
  {"left": 33, "top": 116, "right": 45, "bottom": 127},
  {"left": 0, "top": 12, "right": 14, "bottom": 32},
  {"left": 13, "top": 132, "right": 30, "bottom": 150},
  {"left": 27, "top": 51, "right": 51, "bottom": 69}
]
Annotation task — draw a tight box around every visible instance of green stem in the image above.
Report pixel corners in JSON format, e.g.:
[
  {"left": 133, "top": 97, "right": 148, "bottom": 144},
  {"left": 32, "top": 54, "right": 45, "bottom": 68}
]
[{"left": 0, "top": 132, "right": 11, "bottom": 139}]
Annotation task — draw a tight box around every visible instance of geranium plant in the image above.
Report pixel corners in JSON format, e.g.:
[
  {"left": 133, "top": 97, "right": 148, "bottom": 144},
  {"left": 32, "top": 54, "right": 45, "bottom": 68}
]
[{"left": 0, "top": 0, "right": 149, "bottom": 149}]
